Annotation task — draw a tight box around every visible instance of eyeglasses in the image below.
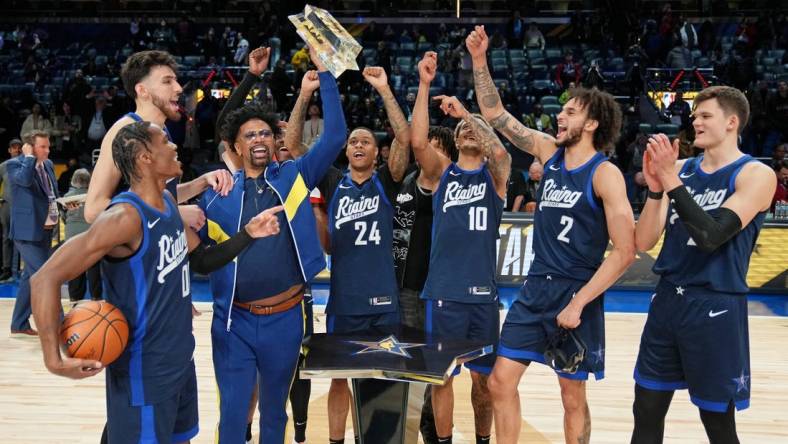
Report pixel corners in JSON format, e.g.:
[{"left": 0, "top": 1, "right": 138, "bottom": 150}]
[{"left": 241, "top": 129, "right": 274, "bottom": 142}]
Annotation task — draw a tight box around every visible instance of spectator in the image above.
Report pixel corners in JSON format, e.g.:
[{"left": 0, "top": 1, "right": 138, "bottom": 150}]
[
  {"left": 506, "top": 11, "right": 526, "bottom": 48},
  {"left": 506, "top": 168, "right": 527, "bottom": 212},
  {"left": 678, "top": 16, "right": 698, "bottom": 50},
  {"left": 667, "top": 90, "right": 692, "bottom": 131},
  {"left": 767, "top": 81, "right": 788, "bottom": 140},
  {"left": 666, "top": 41, "right": 692, "bottom": 69},
  {"left": 771, "top": 144, "right": 787, "bottom": 172},
  {"left": 57, "top": 157, "right": 79, "bottom": 196},
  {"left": 20, "top": 103, "right": 52, "bottom": 138},
  {"left": 523, "top": 160, "right": 544, "bottom": 212},
  {"left": 302, "top": 103, "right": 324, "bottom": 148},
  {"left": 51, "top": 101, "right": 82, "bottom": 159},
  {"left": 234, "top": 32, "right": 250, "bottom": 64},
  {"left": 524, "top": 103, "right": 553, "bottom": 132},
  {"left": 0, "top": 97, "right": 19, "bottom": 149},
  {"left": 559, "top": 81, "right": 576, "bottom": 105},
  {"left": 82, "top": 96, "right": 112, "bottom": 152},
  {"left": 584, "top": 60, "right": 605, "bottom": 90},
  {"left": 62, "top": 168, "right": 101, "bottom": 302},
  {"left": 7, "top": 130, "right": 58, "bottom": 336},
  {"left": 0, "top": 138, "right": 22, "bottom": 282},
  {"left": 524, "top": 23, "right": 545, "bottom": 50},
  {"left": 375, "top": 41, "right": 392, "bottom": 76},
  {"left": 555, "top": 52, "right": 582, "bottom": 89},
  {"left": 631, "top": 171, "right": 648, "bottom": 211}
]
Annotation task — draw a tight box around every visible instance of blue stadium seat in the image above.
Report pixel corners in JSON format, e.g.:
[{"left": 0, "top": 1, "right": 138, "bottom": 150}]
[
  {"left": 656, "top": 123, "right": 679, "bottom": 137},
  {"left": 542, "top": 103, "right": 561, "bottom": 115},
  {"left": 527, "top": 49, "right": 543, "bottom": 60},
  {"left": 540, "top": 96, "right": 558, "bottom": 105},
  {"left": 638, "top": 123, "right": 653, "bottom": 134}
]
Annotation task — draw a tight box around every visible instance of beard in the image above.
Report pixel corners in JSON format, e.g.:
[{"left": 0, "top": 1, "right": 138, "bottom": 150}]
[
  {"left": 560, "top": 126, "right": 583, "bottom": 148},
  {"left": 151, "top": 93, "right": 182, "bottom": 121}
]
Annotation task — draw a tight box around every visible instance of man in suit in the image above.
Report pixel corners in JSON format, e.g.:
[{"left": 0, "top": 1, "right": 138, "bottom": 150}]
[{"left": 8, "top": 130, "right": 58, "bottom": 336}]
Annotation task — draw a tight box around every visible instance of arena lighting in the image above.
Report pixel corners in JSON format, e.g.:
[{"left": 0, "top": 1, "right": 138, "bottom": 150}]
[
  {"left": 456, "top": 0, "right": 460, "bottom": 18},
  {"left": 668, "top": 68, "right": 709, "bottom": 91}
]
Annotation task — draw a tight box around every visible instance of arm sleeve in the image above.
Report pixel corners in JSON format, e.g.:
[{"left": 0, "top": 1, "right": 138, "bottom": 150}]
[
  {"left": 296, "top": 72, "right": 348, "bottom": 189},
  {"left": 215, "top": 71, "right": 261, "bottom": 141},
  {"left": 189, "top": 229, "right": 253, "bottom": 274},
  {"left": 667, "top": 185, "right": 743, "bottom": 253}
]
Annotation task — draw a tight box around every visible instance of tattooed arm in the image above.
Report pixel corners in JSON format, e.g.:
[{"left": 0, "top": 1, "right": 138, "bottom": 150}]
[
  {"left": 411, "top": 52, "right": 450, "bottom": 185},
  {"left": 363, "top": 66, "right": 411, "bottom": 181},
  {"left": 465, "top": 25, "right": 558, "bottom": 164},
  {"left": 284, "top": 70, "right": 321, "bottom": 158},
  {"left": 434, "top": 95, "right": 511, "bottom": 199}
]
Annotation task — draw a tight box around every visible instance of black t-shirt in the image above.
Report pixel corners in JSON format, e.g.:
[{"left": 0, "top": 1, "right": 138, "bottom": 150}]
[{"left": 505, "top": 168, "right": 527, "bottom": 211}]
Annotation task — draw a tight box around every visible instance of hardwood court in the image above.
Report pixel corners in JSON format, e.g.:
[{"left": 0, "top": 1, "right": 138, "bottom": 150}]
[{"left": 1, "top": 299, "right": 787, "bottom": 443}]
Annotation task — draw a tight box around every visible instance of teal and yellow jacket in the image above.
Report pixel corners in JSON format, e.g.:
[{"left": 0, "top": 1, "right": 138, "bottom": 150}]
[{"left": 198, "top": 71, "right": 346, "bottom": 330}]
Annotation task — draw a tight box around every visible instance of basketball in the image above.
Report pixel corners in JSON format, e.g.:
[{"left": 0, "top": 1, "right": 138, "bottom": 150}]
[{"left": 60, "top": 301, "right": 129, "bottom": 366}]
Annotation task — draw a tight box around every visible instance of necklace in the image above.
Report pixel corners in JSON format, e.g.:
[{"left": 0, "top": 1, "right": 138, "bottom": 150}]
[{"left": 253, "top": 176, "right": 266, "bottom": 194}]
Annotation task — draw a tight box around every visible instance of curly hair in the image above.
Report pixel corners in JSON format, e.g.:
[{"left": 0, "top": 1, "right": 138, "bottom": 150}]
[
  {"left": 112, "top": 121, "right": 153, "bottom": 185},
  {"left": 121, "top": 50, "right": 179, "bottom": 100},
  {"left": 429, "top": 126, "right": 458, "bottom": 161},
  {"left": 221, "top": 103, "right": 282, "bottom": 147},
  {"left": 568, "top": 87, "right": 623, "bottom": 151}
]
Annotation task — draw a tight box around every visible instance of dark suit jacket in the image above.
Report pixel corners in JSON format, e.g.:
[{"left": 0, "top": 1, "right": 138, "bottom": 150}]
[{"left": 8, "top": 156, "right": 58, "bottom": 241}]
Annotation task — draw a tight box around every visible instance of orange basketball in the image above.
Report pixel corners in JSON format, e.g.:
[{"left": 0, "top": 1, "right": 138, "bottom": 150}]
[{"left": 60, "top": 300, "right": 129, "bottom": 366}]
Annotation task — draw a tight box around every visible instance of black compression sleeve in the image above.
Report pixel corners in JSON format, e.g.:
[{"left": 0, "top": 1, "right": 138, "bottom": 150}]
[
  {"left": 215, "top": 71, "right": 261, "bottom": 142},
  {"left": 189, "top": 229, "right": 253, "bottom": 274},
  {"left": 666, "top": 185, "right": 742, "bottom": 253}
]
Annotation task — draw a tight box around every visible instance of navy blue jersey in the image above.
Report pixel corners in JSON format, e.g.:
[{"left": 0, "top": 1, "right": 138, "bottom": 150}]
[
  {"left": 422, "top": 163, "right": 504, "bottom": 303},
  {"left": 529, "top": 148, "right": 609, "bottom": 281},
  {"left": 101, "top": 191, "right": 194, "bottom": 406},
  {"left": 327, "top": 173, "right": 399, "bottom": 315},
  {"left": 653, "top": 155, "right": 766, "bottom": 293}
]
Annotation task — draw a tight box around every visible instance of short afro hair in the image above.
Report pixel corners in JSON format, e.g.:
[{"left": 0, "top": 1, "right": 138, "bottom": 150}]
[{"left": 221, "top": 103, "right": 281, "bottom": 147}]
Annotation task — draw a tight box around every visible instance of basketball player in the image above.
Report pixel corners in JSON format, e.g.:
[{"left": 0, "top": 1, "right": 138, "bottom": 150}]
[
  {"left": 29, "top": 121, "right": 281, "bottom": 444},
  {"left": 464, "top": 26, "right": 636, "bottom": 444},
  {"left": 197, "top": 44, "right": 347, "bottom": 444},
  {"left": 631, "top": 87, "right": 776, "bottom": 443},
  {"left": 84, "top": 49, "right": 234, "bottom": 226},
  {"left": 412, "top": 51, "right": 511, "bottom": 444}
]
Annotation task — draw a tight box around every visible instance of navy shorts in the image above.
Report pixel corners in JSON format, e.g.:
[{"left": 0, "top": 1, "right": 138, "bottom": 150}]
[
  {"left": 426, "top": 299, "right": 500, "bottom": 375},
  {"left": 499, "top": 275, "right": 605, "bottom": 380},
  {"left": 634, "top": 279, "right": 751, "bottom": 412},
  {"left": 326, "top": 311, "right": 400, "bottom": 334},
  {"left": 106, "top": 362, "right": 199, "bottom": 444}
]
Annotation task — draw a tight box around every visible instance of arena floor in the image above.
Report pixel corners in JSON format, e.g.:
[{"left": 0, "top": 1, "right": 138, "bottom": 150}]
[{"left": 2, "top": 296, "right": 787, "bottom": 443}]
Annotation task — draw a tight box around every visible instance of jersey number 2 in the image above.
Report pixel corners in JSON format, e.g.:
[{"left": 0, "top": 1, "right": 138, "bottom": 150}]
[
  {"left": 557, "top": 216, "right": 574, "bottom": 244},
  {"left": 354, "top": 221, "right": 381, "bottom": 245}
]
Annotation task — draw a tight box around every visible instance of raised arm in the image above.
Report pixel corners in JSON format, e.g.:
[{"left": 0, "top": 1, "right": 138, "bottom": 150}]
[
  {"left": 434, "top": 95, "right": 511, "bottom": 199},
  {"left": 295, "top": 47, "right": 348, "bottom": 189},
  {"left": 634, "top": 141, "right": 676, "bottom": 252},
  {"left": 557, "top": 162, "right": 636, "bottom": 329},
  {"left": 411, "top": 52, "right": 451, "bottom": 184},
  {"left": 8, "top": 144, "right": 36, "bottom": 187},
  {"left": 284, "top": 69, "right": 320, "bottom": 158},
  {"left": 466, "top": 25, "right": 558, "bottom": 163},
  {"left": 363, "top": 66, "right": 411, "bottom": 181},
  {"left": 215, "top": 47, "right": 270, "bottom": 143},
  {"left": 31, "top": 204, "right": 140, "bottom": 379}
]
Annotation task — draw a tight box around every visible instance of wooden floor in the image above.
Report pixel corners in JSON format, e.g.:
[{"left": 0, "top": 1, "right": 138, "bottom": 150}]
[{"left": 1, "top": 299, "right": 787, "bottom": 443}]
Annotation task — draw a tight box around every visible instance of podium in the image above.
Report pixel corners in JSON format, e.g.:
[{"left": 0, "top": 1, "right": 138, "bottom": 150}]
[{"left": 300, "top": 326, "right": 492, "bottom": 444}]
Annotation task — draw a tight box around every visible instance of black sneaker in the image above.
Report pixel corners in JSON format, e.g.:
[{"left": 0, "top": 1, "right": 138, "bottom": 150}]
[
  {"left": 246, "top": 422, "right": 252, "bottom": 444},
  {"left": 0, "top": 270, "right": 11, "bottom": 282}
]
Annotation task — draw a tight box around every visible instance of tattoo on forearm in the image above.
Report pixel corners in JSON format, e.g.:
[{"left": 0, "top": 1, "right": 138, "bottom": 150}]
[
  {"left": 286, "top": 93, "right": 310, "bottom": 156},
  {"left": 381, "top": 90, "right": 408, "bottom": 140},
  {"left": 473, "top": 66, "right": 500, "bottom": 109},
  {"left": 387, "top": 138, "right": 409, "bottom": 181},
  {"left": 489, "top": 112, "right": 510, "bottom": 130},
  {"left": 463, "top": 114, "right": 512, "bottom": 186},
  {"left": 504, "top": 121, "right": 537, "bottom": 152}
]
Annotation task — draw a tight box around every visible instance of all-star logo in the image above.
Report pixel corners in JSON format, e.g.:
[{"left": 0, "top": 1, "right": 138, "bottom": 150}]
[{"left": 348, "top": 335, "right": 425, "bottom": 359}]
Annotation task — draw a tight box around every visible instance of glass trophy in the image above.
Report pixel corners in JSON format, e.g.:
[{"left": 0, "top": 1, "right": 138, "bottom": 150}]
[{"left": 288, "top": 5, "right": 362, "bottom": 78}]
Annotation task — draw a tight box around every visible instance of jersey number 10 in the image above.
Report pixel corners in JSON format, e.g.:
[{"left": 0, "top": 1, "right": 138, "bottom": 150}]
[{"left": 468, "top": 207, "right": 488, "bottom": 231}]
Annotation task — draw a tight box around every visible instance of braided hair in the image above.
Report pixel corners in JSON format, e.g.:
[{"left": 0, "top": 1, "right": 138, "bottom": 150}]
[{"left": 112, "top": 121, "right": 153, "bottom": 185}]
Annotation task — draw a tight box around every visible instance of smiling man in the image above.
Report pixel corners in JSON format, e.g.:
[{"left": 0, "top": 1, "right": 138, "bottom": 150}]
[
  {"left": 85, "top": 50, "right": 232, "bottom": 228},
  {"left": 631, "top": 86, "right": 776, "bottom": 443},
  {"left": 196, "top": 45, "right": 347, "bottom": 444},
  {"left": 465, "top": 25, "right": 636, "bottom": 444}
]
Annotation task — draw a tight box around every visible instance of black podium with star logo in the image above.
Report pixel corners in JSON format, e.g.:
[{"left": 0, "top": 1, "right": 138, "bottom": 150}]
[{"left": 300, "top": 326, "right": 492, "bottom": 444}]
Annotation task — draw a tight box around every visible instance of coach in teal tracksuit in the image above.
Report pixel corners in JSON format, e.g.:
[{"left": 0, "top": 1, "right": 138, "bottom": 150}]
[{"left": 199, "top": 66, "right": 346, "bottom": 443}]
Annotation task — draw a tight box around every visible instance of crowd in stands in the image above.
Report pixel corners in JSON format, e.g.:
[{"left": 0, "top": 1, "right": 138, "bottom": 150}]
[{"left": 0, "top": 2, "right": 787, "bottom": 234}]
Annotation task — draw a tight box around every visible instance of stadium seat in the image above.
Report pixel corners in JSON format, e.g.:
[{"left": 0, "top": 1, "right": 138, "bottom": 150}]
[
  {"left": 540, "top": 96, "right": 558, "bottom": 105},
  {"left": 543, "top": 103, "right": 562, "bottom": 115},
  {"left": 491, "top": 49, "right": 507, "bottom": 60},
  {"left": 656, "top": 123, "right": 679, "bottom": 137}
]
